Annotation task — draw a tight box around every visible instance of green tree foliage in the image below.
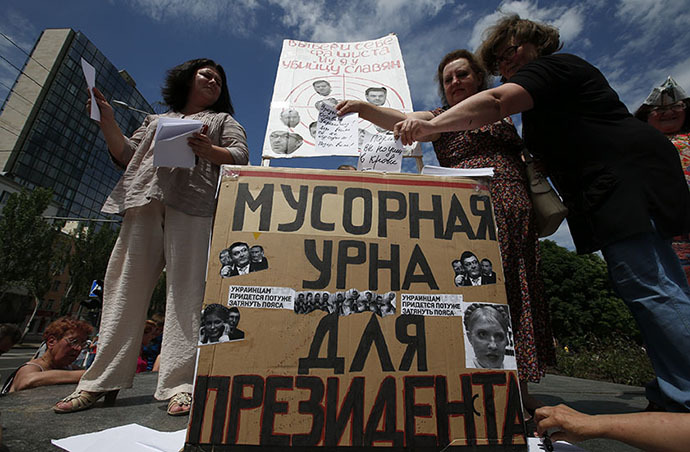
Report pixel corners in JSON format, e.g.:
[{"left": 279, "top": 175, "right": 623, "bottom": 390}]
[
  {"left": 0, "top": 188, "right": 60, "bottom": 307},
  {"left": 60, "top": 223, "right": 119, "bottom": 314},
  {"left": 539, "top": 240, "right": 640, "bottom": 347}
]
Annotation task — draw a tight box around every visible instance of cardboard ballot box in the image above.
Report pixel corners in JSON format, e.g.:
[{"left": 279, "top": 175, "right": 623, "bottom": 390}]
[{"left": 184, "top": 166, "right": 527, "bottom": 451}]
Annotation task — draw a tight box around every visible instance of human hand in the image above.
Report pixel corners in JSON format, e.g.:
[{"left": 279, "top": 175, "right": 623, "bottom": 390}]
[
  {"left": 86, "top": 87, "right": 114, "bottom": 124},
  {"left": 188, "top": 126, "right": 213, "bottom": 160},
  {"left": 336, "top": 100, "right": 364, "bottom": 116},
  {"left": 393, "top": 118, "right": 432, "bottom": 146},
  {"left": 534, "top": 404, "right": 598, "bottom": 443}
]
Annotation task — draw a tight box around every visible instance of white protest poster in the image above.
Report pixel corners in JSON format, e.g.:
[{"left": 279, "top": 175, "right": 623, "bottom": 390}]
[
  {"left": 357, "top": 129, "right": 404, "bottom": 172},
  {"left": 262, "top": 34, "right": 421, "bottom": 158},
  {"left": 315, "top": 104, "right": 358, "bottom": 154},
  {"left": 80, "top": 58, "right": 100, "bottom": 121}
]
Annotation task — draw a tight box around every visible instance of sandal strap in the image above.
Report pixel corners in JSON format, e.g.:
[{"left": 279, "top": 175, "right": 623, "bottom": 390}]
[{"left": 169, "top": 392, "right": 192, "bottom": 407}]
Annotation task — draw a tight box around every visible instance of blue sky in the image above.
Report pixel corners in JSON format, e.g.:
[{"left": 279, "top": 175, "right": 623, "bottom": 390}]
[{"left": 1, "top": 0, "right": 689, "bottom": 250}]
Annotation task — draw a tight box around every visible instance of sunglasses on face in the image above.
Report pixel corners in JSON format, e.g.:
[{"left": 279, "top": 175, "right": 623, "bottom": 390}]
[{"left": 649, "top": 102, "right": 686, "bottom": 117}]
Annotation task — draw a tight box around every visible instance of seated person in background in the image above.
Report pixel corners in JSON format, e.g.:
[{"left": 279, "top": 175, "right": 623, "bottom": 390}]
[
  {"left": 141, "top": 313, "right": 164, "bottom": 371},
  {"left": 0, "top": 324, "right": 21, "bottom": 355},
  {"left": 2, "top": 317, "right": 92, "bottom": 393},
  {"left": 535, "top": 404, "right": 690, "bottom": 452}
]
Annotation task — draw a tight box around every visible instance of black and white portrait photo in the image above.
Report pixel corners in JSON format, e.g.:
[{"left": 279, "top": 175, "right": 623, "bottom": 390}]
[
  {"left": 294, "top": 291, "right": 332, "bottom": 314},
  {"left": 279, "top": 108, "right": 300, "bottom": 128},
  {"left": 219, "top": 242, "right": 269, "bottom": 278},
  {"left": 365, "top": 87, "right": 387, "bottom": 106},
  {"left": 462, "top": 302, "right": 516, "bottom": 370},
  {"left": 309, "top": 121, "right": 317, "bottom": 138},
  {"left": 453, "top": 251, "right": 497, "bottom": 286},
  {"left": 314, "top": 97, "right": 338, "bottom": 112},
  {"left": 481, "top": 258, "right": 497, "bottom": 284},
  {"left": 269, "top": 130, "right": 303, "bottom": 155},
  {"left": 199, "top": 304, "right": 245, "bottom": 345},
  {"left": 312, "top": 79, "right": 332, "bottom": 96}
]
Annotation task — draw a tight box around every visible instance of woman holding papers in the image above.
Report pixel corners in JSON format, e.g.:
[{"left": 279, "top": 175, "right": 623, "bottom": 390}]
[
  {"left": 393, "top": 15, "right": 690, "bottom": 413},
  {"left": 337, "top": 48, "right": 554, "bottom": 415},
  {"left": 54, "top": 58, "right": 248, "bottom": 416}
]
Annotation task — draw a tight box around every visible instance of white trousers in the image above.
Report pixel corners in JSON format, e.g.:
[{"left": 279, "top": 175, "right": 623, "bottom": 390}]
[{"left": 78, "top": 200, "right": 211, "bottom": 400}]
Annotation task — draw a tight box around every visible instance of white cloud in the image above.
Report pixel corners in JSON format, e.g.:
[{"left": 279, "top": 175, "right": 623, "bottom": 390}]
[
  {"left": 541, "top": 220, "right": 575, "bottom": 251},
  {"left": 469, "top": 1, "right": 586, "bottom": 50}
]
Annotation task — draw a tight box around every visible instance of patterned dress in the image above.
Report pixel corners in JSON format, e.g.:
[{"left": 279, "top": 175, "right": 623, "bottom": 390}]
[
  {"left": 432, "top": 108, "right": 556, "bottom": 382},
  {"left": 670, "top": 131, "right": 690, "bottom": 284}
]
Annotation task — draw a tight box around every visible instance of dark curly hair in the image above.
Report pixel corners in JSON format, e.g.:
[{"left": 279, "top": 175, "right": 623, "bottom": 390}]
[
  {"left": 43, "top": 317, "right": 93, "bottom": 342},
  {"left": 436, "top": 49, "right": 488, "bottom": 107},
  {"left": 478, "top": 14, "right": 562, "bottom": 76},
  {"left": 162, "top": 58, "right": 234, "bottom": 115}
]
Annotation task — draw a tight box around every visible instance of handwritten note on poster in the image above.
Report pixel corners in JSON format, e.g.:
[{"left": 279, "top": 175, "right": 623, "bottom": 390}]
[
  {"left": 358, "top": 129, "right": 404, "bottom": 172},
  {"left": 315, "top": 104, "right": 358, "bottom": 154}
]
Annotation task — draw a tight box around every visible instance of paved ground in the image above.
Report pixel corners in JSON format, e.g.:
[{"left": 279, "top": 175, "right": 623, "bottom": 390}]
[{"left": 0, "top": 345, "right": 647, "bottom": 451}]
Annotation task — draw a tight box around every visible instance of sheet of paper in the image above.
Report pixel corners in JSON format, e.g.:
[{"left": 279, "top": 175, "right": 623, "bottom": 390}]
[
  {"left": 52, "top": 423, "right": 186, "bottom": 452},
  {"left": 314, "top": 104, "right": 358, "bottom": 154},
  {"left": 357, "top": 129, "right": 404, "bottom": 172},
  {"left": 421, "top": 165, "right": 495, "bottom": 178},
  {"left": 153, "top": 117, "right": 203, "bottom": 168},
  {"left": 80, "top": 58, "right": 100, "bottom": 122},
  {"left": 527, "top": 437, "right": 585, "bottom": 451}
]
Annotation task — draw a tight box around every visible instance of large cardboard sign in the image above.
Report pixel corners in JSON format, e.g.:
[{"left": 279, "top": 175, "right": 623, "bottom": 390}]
[
  {"left": 261, "top": 35, "right": 421, "bottom": 159},
  {"left": 185, "top": 167, "right": 527, "bottom": 451}
]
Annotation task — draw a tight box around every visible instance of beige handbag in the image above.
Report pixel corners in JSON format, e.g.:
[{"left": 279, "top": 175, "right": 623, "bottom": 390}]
[{"left": 522, "top": 149, "right": 568, "bottom": 237}]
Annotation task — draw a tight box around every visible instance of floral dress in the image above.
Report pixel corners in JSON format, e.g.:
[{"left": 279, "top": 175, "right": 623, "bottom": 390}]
[
  {"left": 670, "top": 131, "right": 690, "bottom": 284},
  {"left": 432, "top": 108, "right": 556, "bottom": 382}
]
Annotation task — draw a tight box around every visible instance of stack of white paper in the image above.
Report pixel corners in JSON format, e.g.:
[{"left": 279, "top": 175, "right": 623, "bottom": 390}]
[
  {"left": 421, "top": 165, "right": 494, "bottom": 178},
  {"left": 153, "top": 118, "right": 204, "bottom": 168}
]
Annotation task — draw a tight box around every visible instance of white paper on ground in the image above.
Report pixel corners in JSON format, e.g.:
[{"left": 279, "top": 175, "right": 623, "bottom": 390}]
[
  {"left": 153, "top": 117, "right": 203, "bottom": 168},
  {"left": 421, "top": 165, "right": 494, "bottom": 178},
  {"left": 80, "top": 58, "right": 100, "bottom": 122},
  {"left": 52, "top": 423, "right": 186, "bottom": 452}
]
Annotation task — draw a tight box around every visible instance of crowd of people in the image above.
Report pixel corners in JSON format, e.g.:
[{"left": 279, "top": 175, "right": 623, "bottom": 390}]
[{"left": 2, "top": 12, "right": 690, "bottom": 451}]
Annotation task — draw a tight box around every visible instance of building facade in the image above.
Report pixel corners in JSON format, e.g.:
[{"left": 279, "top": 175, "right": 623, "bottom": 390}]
[{"left": 0, "top": 28, "right": 153, "bottom": 220}]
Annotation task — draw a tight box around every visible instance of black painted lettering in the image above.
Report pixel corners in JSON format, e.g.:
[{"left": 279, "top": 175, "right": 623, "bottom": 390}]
[
  {"left": 298, "top": 313, "right": 345, "bottom": 374},
  {"left": 471, "top": 194, "right": 496, "bottom": 240},
  {"left": 292, "top": 376, "right": 325, "bottom": 446},
  {"left": 378, "top": 190, "right": 407, "bottom": 238},
  {"left": 471, "top": 372, "right": 506, "bottom": 446},
  {"left": 396, "top": 315, "right": 427, "bottom": 371},
  {"left": 336, "top": 240, "right": 366, "bottom": 289},
  {"left": 408, "top": 193, "right": 444, "bottom": 239},
  {"left": 303, "top": 239, "right": 332, "bottom": 289},
  {"left": 311, "top": 186, "right": 337, "bottom": 231},
  {"left": 260, "top": 376, "right": 293, "bottom": 446},
  {"left": 402, "top": 244, "right": 439, "bottom": 290},
  {"left": 444, "top": 194, "right": 476, "bottom": 240},
  {"left": 364, "top": 376, "right": 403, "bottom": 446},
  {"left": 343, "top": 188, "right": 372, "bottom": 235},
  {"left": 227, "top": 375, "right": 264, "bottom": 445},
  {"left": 350, "top": 314, "right": 395, "bottom": 372},
  {"left": 502, "top": 372, "right": 526, "bottom": 445},
  {"left": 403, "top": 376, "right": 437, "bottom": 447},
  {"left": 232, "top": 183, "right": 274, "bottom": 231},
  {"left": 369, "top": 243, "right": 400, "bottom": 291},
  {"left": 277, "top": 184, "right": 308, "bottom": 232},
  {"left": 435, "top": 375, "right": 477, "bottom": 447},
  {"left": 325, "top": 377, "right": 365, "bottom": 446}
]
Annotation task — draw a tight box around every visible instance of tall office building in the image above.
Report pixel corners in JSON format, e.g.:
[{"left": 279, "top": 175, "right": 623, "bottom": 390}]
[{"left": 0, "top": 28, "right": 153, "bottom": 219}]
